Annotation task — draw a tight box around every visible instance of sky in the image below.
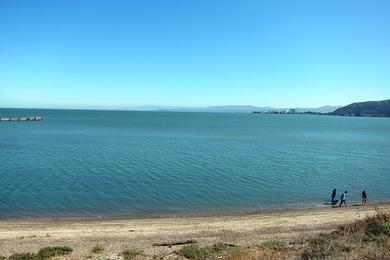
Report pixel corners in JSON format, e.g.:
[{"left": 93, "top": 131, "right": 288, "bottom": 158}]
[{"left": 0, "top": 0, "right": 389, "bottom": 109}]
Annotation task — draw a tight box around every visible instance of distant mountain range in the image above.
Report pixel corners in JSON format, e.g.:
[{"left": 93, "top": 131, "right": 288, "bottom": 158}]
[
  {"left": 129, "top": 105, "right": 341, "bottom": 113},
  {"left": 120, "top": 100, "right": 390, "bottom": 117},
  {"left": 329, "top": 99, "right": 390, "bottom": 117}
]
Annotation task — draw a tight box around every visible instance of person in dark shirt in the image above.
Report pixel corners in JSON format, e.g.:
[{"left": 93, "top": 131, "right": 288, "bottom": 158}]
[
  {"left": 331, "top": 188, "right": 337, "bottom": 205},
  {"left": 339, "top": 191, "right": 347, "bottom": 207},
  {"left": 361, "top": 191, "right": 367, "bottom": 206}
]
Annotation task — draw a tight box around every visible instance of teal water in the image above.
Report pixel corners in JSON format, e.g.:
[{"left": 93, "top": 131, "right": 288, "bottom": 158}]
[{"left": 0, "top": 109, "right": 389, "bottom": 218}]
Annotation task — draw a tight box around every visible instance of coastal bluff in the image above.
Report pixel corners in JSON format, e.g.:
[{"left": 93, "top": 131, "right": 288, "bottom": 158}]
[{"left": 329, "top": 99, "right": 390, "bottom": 117}]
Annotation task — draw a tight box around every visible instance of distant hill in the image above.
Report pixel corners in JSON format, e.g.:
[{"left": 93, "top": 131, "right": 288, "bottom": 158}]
[
  {"left": 155, "top": 105, "right": 341, "bottom": 113},
  {"left": 329, "top": 99, "right": 390, "bottom": 117},
  {"left": 293, "top": 106, "right": 341, "bottom": 113},
  {"left": 165, "top": 105, "right": 275, "bottom": 113}
]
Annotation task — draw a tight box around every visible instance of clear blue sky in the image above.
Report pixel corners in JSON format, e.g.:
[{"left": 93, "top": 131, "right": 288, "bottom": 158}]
[{"left": 1, "top": 0, "right": 389, "bottom": 109}]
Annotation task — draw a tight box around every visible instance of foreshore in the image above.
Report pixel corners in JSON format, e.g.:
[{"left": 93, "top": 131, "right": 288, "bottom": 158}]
[{"left": 0, "top": 202, "right": 389, "bottom": 259}]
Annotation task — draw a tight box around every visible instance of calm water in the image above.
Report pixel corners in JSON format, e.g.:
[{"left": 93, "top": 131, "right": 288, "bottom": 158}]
[{"left": 0, "top": 109, "right": 389, "bottom": 218}]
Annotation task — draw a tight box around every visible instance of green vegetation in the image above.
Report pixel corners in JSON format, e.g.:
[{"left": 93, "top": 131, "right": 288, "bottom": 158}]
[
  {"left": 261, "top": 240, "right": 288, "bottom": 251},
  {"left": 36, "top": 246, "right": 72, "bottom": 258},
  {"left": 121, "top": 249, "right": 140, "bottom": 260},
  {"left": 91, "top": 244, "right": 104, "bottom": 254},
  {"left": 8, "top": 246, "right": 72, "bottom": 260},
  {"left": 181, "top": 243, "right": 228, "bottom": 259}
]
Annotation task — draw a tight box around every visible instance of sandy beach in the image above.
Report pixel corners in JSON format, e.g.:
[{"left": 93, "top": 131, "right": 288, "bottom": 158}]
[{"left": 0, "top": 202, "right": 389, "bottom": 259}]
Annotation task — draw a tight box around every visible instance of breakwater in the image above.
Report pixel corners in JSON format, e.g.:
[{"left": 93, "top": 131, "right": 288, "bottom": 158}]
[{"left": 0, "top": 116, "right": 42, "bottom": 121}]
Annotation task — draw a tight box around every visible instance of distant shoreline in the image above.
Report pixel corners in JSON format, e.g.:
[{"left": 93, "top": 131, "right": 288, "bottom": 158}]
[
  {"left": 2, "top": 107, "right": 389, "bottom": 118},
  {"left": 1, "top": 105, "right": 341, "bottom": 114},
  {"left": 1, "top": 98, "right": 389, "bottom": 116}
]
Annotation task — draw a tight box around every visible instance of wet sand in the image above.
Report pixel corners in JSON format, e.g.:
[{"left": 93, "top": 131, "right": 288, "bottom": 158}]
[{"left": 0, "top": 202, "right": 389, "bottom": 259}]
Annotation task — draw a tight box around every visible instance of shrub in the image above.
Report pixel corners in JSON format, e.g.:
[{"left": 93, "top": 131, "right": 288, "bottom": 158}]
[
  {"left": 182, "top": 244, "right": 213, "bottom": 260},
  {"left": 121, "top": 249, "right": 140, "bottom": 260},
  {"left": 36, "top": 246, "right": 72, "bottom": 259}
]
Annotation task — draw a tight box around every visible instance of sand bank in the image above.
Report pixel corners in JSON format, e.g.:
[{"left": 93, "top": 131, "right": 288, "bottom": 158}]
[{"left": 0, "top": 202, "right": 389, "bottom": 259}]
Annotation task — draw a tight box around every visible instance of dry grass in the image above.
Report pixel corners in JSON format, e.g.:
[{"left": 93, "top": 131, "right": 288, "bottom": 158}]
[
  {"left": 302, "top": 212, "right": 390, "bottom": 259},
  {"left": 194, "top": 212, "right": 390, "bottom": 260}
]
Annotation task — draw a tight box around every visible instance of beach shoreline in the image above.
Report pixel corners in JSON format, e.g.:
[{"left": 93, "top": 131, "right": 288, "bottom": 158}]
[
  {"left": 2, "top": 200, "right": 389, "bottom": 222},
  {"left": 0, "top": 202, "right": 389, "bottom": 258}
]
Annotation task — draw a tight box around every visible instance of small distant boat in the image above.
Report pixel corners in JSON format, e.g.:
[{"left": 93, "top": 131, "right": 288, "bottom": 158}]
[{"left": 0, "top": 115, "right": 42, "bottom": 122}]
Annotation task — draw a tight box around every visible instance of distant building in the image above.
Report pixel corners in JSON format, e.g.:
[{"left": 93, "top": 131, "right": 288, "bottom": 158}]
[{"left": 287, "top": 109, "right": 296, "bottom": 114}]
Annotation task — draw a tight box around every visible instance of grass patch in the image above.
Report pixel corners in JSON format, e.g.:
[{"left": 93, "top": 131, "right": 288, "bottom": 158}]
[
  {"left": 121, "top": 249, "right": 140, "bottom": 260},
  {"left": 8, "top": 246, "right": 72, "bottom": 260},
  {"left": 36, "top": 246, "right": 72, "bottom": 258},
  {"left": 261, "top": 240, "right": 288, "bottom": 251},
  {"left": 91, "top": 244, "right": 104, "bottom": 254},
  {"left": 181, "top": 243, "right": 228, "bottom": 260}
]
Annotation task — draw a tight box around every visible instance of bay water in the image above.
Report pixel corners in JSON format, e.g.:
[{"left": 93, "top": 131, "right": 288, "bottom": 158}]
[{"left": 0, "top": 108, "right": 389, "bottom": 217}]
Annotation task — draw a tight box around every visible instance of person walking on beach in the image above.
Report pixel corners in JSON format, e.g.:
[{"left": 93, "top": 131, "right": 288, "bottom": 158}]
[
  {"left": 331, "top": 188, "right": 337, "bottom": 205},
  {"left": 339, "top": 191, "right": 347, "bottom": 207},
  {"left": 361, "top": 191, "right": 367, "bottom": 206}
]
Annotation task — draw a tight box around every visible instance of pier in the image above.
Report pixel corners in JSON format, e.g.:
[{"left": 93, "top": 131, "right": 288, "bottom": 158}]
[{"left": 0, "top": 116, "right": 42, "bottom": 122}]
